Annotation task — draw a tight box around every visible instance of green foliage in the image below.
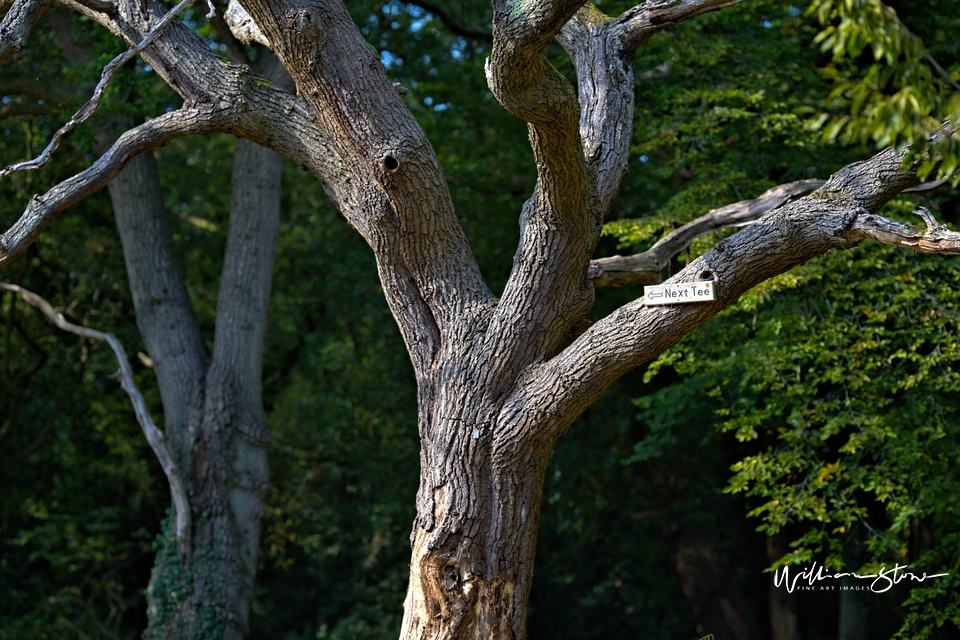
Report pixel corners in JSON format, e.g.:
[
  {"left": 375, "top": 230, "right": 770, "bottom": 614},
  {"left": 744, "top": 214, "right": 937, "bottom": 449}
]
[
  {"left": 805, "top": 0, "right": 960, "bottom": 182},
  {"left": 639, "top": 239, "right": 960, "bottom": 638},
  {"left": 606, "top": 0, "right": 857, "bottom": 258}
]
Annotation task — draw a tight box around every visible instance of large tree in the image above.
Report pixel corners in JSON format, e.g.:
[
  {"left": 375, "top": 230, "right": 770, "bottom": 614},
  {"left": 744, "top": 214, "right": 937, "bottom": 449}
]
[{"left": 1, "top": 0, "right": 958, "bottom": 638}]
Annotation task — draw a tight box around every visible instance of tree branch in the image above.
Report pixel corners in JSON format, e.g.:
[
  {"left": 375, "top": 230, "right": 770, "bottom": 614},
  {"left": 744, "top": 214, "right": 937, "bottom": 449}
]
[
  {"left": 589, "top": 179, "right": 826, "bottom": 286},
  {"left": 587, "top": 175, "right": 956, "bottom": 287},
  {"left": 508, "top": 144, "right": 957, "bottom": 447},
  {"left": 481, "top": 0, "right": 600, "bottom": 371},
  {"left": 0, "top": 0, "right": 52, "bottom": 66},
  {"left": 849, "top": 206, "right": 960, "bottom": 254},
  {"left": 3, "top": 0, "right": 353, "bottom": 273},
  {"left": 406, "top": 0, "right": 490, "bottom": 41},
  {"left": 238, "top": 0, "right": 493, "bottom": 376},
  {"left": 0, "top": 282, "right": 192, "bottom": 558},
  {"left": 0, "top": 0, "right": 195, "bottom": 178},
  {"left": 0, "top": 107, "right": 225, "bottom": 267},
  {"left": 614, "top": 0, "right": 744, "bottom": 52}
]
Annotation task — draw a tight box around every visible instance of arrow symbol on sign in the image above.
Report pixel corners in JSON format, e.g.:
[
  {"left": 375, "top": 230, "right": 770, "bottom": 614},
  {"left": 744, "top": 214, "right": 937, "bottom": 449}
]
[{"left": 648, "top": 291, "right": 663, "bottom": 299}]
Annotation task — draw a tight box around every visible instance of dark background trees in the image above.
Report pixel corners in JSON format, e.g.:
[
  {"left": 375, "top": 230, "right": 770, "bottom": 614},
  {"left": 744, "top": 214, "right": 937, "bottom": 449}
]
[{"left": 1, "top": 0, "right": 958, "bottom": 638}]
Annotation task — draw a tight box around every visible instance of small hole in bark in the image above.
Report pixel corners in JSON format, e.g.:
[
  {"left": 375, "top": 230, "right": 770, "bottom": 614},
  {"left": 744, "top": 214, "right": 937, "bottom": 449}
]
[
  {"left": 442, "top": 564, "right": 460, "bottom": 590},
  {"left": 382, "top": 155, "right": 400, "bottom": 172},
  {"left": 699, "top": 270, "right": 715, "bottom": 281}
]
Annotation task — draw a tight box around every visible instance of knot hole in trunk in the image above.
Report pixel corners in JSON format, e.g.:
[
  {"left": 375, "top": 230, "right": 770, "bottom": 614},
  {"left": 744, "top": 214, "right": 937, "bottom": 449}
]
[
  {"left": 381, "top": 155, "right": 400, "bottom": 173},
  {"left": 442, "top": 564, "right": 461, "bottom": 590}
]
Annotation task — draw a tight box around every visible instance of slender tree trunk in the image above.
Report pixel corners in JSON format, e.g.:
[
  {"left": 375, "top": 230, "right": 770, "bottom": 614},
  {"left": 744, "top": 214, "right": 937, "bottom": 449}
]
[
  {"left": 767, "top": 534, "right": 801, "bottom": 640},
  {"left": 675, "top": 532, "right": 761, "bottom": 640},
  {"left": 104, "top": 132, "right": 281, "bottom": 639}
]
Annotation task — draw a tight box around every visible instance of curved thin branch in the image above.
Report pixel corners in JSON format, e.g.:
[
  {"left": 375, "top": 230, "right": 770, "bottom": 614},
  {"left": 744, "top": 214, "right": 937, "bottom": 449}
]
[
  {"left": 0, "top": 282, "right": 192, "bottom": 558},
  {"left": 903, "top": 176, "right": 951, "bottom": 193},
  {"left": 0, "top": 0, "right": 195, "bottom": 178},
  {"left": 0, "top": 0, "right": 52, "bottom": 66},
  {"left": 0, "top": 107, "right": 225, "bottom": 267},
  {"left": 589, "top": 179, "right": 826, "bottom": 286},
  {"left": 406, "top": 0, "right": 491, "bottom": 41},
  {"left": 849, "top": 206, "right": 960, "bottom": 254}
]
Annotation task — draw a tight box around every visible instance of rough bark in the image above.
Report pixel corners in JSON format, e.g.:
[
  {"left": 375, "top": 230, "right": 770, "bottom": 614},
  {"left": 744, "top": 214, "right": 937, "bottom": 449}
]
[
  {"left": 107, "top": 133, "right": 281, "bottom": 640},
  {"left": 4, "top": 1, "right": 960, "bottom": 639},
  {"left": 0, "top": 0, "right": 52, "bottom": 66},
  {"left": 89, "top": 66, "right": 285, "bottom": 640}
]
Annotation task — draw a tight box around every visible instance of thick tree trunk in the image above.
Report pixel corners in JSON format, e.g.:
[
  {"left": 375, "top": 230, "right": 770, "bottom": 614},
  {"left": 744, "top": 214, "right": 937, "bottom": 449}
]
[{"left": 400, "top": 413, "right": 551, "bottom": 640}]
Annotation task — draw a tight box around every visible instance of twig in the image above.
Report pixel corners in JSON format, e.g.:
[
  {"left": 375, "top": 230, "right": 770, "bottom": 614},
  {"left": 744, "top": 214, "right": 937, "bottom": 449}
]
[
  {"left": 0, "top": 282, "right": 192, "bottom": 559},
  {"left": 903, "top": 176, "right": 951, "bottom": 194},
  {"left": 0, "top": 0, "right": 201, "bottom": 179}
]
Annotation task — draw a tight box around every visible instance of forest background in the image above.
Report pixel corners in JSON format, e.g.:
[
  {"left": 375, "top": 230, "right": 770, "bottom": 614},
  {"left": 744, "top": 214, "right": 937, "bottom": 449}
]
[{"left": 1, "top": 0, "right": 959, "bottom": 638}]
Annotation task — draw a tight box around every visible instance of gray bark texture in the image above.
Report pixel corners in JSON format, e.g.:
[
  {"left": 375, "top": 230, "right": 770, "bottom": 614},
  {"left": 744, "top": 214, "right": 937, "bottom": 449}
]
[
  {"left": 3, "top": 0, "right": 960, "bottom": 639},
  {"left": 108, "top": 135, "right": 281, "bottom": 640},
  {"left": 45, "top": 13, "right": 284, "bottom": 635}
]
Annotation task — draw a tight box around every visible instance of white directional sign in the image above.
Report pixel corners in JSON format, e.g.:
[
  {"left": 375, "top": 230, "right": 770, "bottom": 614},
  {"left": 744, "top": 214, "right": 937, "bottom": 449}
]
[{"left": 643, "top": 280, "right": 716, "bottom": 305}]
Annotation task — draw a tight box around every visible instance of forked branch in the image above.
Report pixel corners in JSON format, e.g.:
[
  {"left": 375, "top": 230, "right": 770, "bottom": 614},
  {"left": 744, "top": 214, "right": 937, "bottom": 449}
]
[
  {"left": 0, "top": 283, "right": 191, "bottom": 558},
  {"left": 588, "top": 177, "right": 954, "bottom": 287},
  {"left": 513, "top": 144, "right": 958, "bottom": 444},
  {"left": 589, "top": 179, "right": 826, "bottom": 286},
  {"left": 0, "top": 107, "right": 225, "bottom": 267},
  {"left": 0, "top": 0, "right": 196, "bottom": 178}
]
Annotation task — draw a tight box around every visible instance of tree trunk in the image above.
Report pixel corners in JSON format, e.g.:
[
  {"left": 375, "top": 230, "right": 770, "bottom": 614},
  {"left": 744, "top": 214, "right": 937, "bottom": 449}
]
[
  {"left": 139, "top": 138, "right": 281, "bottom": 640},
  {"left": 104, "top": 133, "right": 281, "bottom": 639},
  {"left": 767, "top": 534, "right": 801, "bottom": 640},
  {"left": 676, "top": 532, "right": 761, "bottom": 640},
  {"left": 400, "top": 408, "right": 551, "bottom": 639}
]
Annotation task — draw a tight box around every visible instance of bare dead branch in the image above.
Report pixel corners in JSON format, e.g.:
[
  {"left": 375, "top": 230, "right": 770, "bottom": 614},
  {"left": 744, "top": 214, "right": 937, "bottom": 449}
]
[
  {"left": 849, "top": 206, "right": 960, "bottom": 254},
  {"left": 0, "top": 107, "right": 224, "bottom": 267},
  {"left": 0, "top": 0, "right": 195, "bottom": 178},
  {"left": 209, "top": 2, "right": 251, "bottom": 63},
  {"left": 589, "top": 179, "right": 826, "bottom": 286},
  {"left": 0, "top": 282, "right": 192, "bottom": 558},
  {"left": 224, "top": 0, "right": 267, "bottom": 46},
  {"left": 0, "top": 0, "right": 52, "bottom": 66},
  {"left": 903, "top": 176, "right": 951, "bottom": 193}
]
